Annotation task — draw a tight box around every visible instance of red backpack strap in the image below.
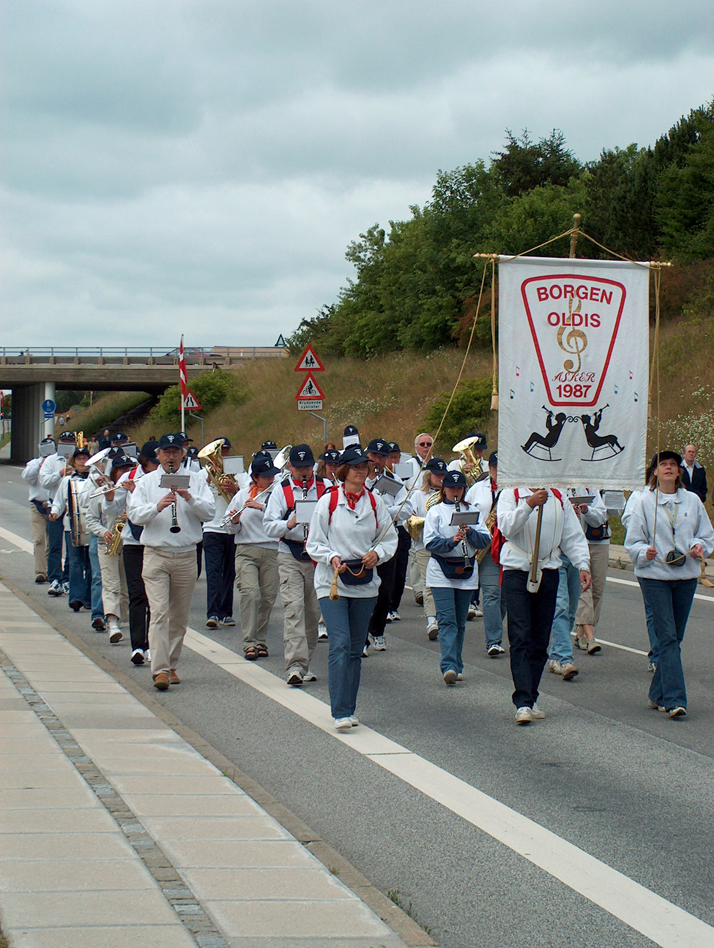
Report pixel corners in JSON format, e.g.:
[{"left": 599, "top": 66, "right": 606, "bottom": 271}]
[
  {"left": 282, "top": 479, "right": 295, "bottom": 510},
  {"left": 316, "top": 478, "right": 327, "bottom": 500},
  {"left": 328, "top": 485, "right": 340, "bottom": 523},
  {"left": 551, "top": 488, "right": 564, "bottom": 507},
  {"left": 368, "top": 489, "right": 378, "bottom": 527}
]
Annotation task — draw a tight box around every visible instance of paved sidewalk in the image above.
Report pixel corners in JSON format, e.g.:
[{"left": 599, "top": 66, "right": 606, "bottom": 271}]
[{"left": 0, "top": 581, "right": 411, "bottom": 948}]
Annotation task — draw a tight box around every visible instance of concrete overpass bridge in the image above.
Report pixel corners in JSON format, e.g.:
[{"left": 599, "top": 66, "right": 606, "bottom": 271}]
[{"left": 1, "top": 346, "right": 286, "bottom": 462}]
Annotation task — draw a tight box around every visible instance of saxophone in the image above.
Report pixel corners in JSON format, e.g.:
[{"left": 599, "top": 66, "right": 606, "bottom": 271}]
[{"left": 106, "top": 517, "right": 125, "bottom": 557}]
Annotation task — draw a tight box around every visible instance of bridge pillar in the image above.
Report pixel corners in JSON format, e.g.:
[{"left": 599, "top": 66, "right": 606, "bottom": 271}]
[{"left": 10, "top": 384, "right": 45, "bottom": 463}]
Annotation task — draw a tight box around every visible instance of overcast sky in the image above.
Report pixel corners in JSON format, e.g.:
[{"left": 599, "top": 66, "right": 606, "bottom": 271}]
[{"left": 1, "top": 0, "right": 712, "bottom": 350}]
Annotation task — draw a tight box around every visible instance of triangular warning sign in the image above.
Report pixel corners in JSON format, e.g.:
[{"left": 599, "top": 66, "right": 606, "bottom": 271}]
[
  {"left": 294, "top": 344, "right": 325, "bottom": 372},
  {"left": 295, "top": 373, "right": 325, "bottom": 400},
  {"left": 183, "top": 390, "right": 202, "bottom": 410}
]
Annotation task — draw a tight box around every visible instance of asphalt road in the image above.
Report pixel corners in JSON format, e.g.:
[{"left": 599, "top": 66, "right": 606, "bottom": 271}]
[{"left": 2, "top": 460, "right": 713, "bottom": 948}]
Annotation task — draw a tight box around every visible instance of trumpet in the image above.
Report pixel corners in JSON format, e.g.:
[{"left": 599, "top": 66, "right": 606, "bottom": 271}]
[
  {"left": 218, "top": 484, "right": 274, "bottom": 527},
  {"left": 168, "top": 461, "right": 181, "bottom": 533}
]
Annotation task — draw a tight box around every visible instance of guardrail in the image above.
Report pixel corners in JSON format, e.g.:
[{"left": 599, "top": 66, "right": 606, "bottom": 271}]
[{"left": 0, "top": 347, "right": 287, "bottom": 366}]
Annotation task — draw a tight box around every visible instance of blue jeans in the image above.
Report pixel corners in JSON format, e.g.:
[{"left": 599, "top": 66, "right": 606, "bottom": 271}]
[
  {"left": 479, "top": 555, "right": 506, "bottom": 647},
  {"left": 431, "top": 586, "right": 472, "bottom": 675},
  {"left": 48, "top": 515, "right": 69, "bottom": 584},
  {"left": 319, "top": 596, "right": 376, "bottom": 719},
  {"left": 88, "top": 535, "right": 104, "bottom": 621},
  {"left": 67, "top": 543, "right": 91, "bottom": 607},
  {"left": 549, "top": 554, "right": 579, "bottom": 663},
  {"left": 639, "top": 577, "right": 696, "bottom": 711},
  {"left": 637, "top": 577, "right": 659, "bottom": 665}
]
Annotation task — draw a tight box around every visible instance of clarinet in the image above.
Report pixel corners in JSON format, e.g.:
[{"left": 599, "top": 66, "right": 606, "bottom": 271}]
[
  {"left": 454, "top": 499, "right": 470, "bottom": 570},
  {"left": 301, "top": 475, "right": 309, "bottom": 551},
  {"left": 168, "top": 461, "right": 181, "bottom": 534}
]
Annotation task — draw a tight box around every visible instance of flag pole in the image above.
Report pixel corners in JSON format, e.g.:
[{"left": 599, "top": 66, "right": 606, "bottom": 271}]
[{"left": 179, "top": 335, "right": 186, "bottom": 432}]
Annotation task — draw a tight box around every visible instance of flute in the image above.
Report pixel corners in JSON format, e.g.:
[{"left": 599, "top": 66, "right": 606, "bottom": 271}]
[{"left": 218, "top": 484, "right": 274, "bottom": 527}]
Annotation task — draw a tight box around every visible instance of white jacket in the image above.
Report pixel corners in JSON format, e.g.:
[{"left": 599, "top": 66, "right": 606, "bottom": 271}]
[
  {"left": 366, "top": 469, "right": 412, "bottom": 524},
  {"left": 39, "top": 452, "right": 72, "bottom": 496},
  {"left": 127, "top": 467, "right": 215, "bottom": 552},
  {"left": 423, "top": 499, "right": 491, "bottom": 590},
  {"left": 23, "top": 458, "right": 50, "bottom": 503},
  {"left": 497, "top": 488, "right": 590, "bottom": 573},
  {"left": 225, "top": 486, "right": 275, "bottom": 550},
  {"left": 624, "top": 488, "right": 713, "bottom": 581},
  {"left": 263, "top": 475, "right": 329, "bottom": 547},
  {"left": 306, "top": 486, "right": 398, "bottom": 599}
]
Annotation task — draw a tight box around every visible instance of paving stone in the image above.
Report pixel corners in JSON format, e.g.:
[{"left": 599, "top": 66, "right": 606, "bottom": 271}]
[
  {"left": 160, "top": 839, "right": 320, "bottom": 870},
  {"left": 9, "top": 925, "right": 197, "bottom": 948},
  {"left": 0, "top": 832, "right": 136, "bottom": 861},
  {"left": 122, "top": 793, "right": 264, "bottom": 818},
  {"left": 183, "top": 867, "right": 355, "bottom": 903},
  {"left": 0, "top": 889, "right": 181, "bottom": 928},
  {"left": 141, "top": 816, "right": 289, "bottom": 841},
  {"left": 205, "top": 899, "right": 392, "bottom": 938},
  {"left": 0, "top": 858, "right": 157, "bottom": 892},
  {"left": 0, "top": 807, "right": 118, "bottom": 835}
]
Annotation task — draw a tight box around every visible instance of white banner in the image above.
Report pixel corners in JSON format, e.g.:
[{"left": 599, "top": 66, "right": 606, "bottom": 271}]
[{"left": 498, "top": 256, "right": 649, "bottom": 490}]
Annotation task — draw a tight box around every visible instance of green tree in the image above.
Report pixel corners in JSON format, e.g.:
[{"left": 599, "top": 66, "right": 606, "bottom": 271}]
[
  {"left": 491, "top": 130, "right": 581, "bottom": 197},
  {"left": 422, "top": 377, "right": 492, "bottom": 453},
  {"left": 150, "top": 370, "right": 247, "bottom": 431}
]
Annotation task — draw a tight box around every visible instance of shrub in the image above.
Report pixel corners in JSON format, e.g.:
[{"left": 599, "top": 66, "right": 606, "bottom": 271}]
[{"left": 149, "top": 369, "right": 247, "bottom": 432}]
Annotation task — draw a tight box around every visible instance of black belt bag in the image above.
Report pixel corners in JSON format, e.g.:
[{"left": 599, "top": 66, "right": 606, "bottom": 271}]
[
  {"left": 433, "top": 554, "right": 475, "bottom": 580},
  {"left": 31, "top": 500, "right": 49, "bottom": 516},
  {"left": 585, "top": 522, "right": 611, "bottom": 541},
  {"left": 283, "top": 537, "right": 311, "bottom": 562},
  {"left": 340, "top": 560, "right": 373, "bottom": 586}
]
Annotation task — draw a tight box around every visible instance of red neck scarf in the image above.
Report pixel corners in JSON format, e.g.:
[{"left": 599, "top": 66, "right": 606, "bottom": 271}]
[
  {"left": 293, "top": 477, "right": 314, "bottom": 490},
  {"left": 343, "top": 486, "right": 365, "bottom": 510}
]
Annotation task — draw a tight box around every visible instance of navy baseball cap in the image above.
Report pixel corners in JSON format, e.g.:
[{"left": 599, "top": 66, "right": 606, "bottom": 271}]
[
  {"left": 140, "top": 440, "right": 159, "bottom": 462},
  {"left": 472, "top": 433, "right": 488, "bottom": 449},
  {"left": 340, "top": 445, "right": 369, "bottom": 466},
  {"left": 158, "top": 433, "right": 182, "bottom": 450},
  {"left": 652, "top": 450, "right": 682, "bottom": 467},
  {"left": 289, "top": 444, "right": 315, "bottom": 467},
  {"left": 426, "top": 457, "right": 448, "bottom": 473},
  {"left": 111, "top": 432, "right": 129, "bottom": 443},
  {"left": 59, "top": 431, "right": 76, "bottom": 443},
  {"left": 72, "top": 447, "right": 90, "bottom": 458},
  {"left": 322, "top": 449, "right": 341, "bottom": 463},
  {"left": 367, "top": 438, "right": 389, "bottom": 456},
  {"left": 488, "top": 451, "right": 498, "bottom": 467},
  {"left": 110, "top": 452, "right": 134, "bottom": 470},
  {"left": 221, "top": 437, "right": 232, "bottom": 448},
  {"left": 443, "top": 470, "right": 467, "bottom": 488},
  {"left": 252, "top": 457, "right": 281, "bottom": 477},
  {"left": 388, "top": 442, "right": 401, "bottom": 454},
  {"left": 261, "top": 440, "right": 278, "bottom": 451},
  {"left": 176, "top": 431, "right": 192, "bottom": 443}
]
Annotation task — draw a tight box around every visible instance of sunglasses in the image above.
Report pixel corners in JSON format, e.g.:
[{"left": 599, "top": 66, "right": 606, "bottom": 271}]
[{"left": 418, "top": 441, "right": 433, "bottom": 447}]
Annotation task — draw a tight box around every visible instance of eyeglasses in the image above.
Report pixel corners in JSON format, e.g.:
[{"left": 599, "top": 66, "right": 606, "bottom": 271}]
[{"left": 418, "top": 441, "right": 432, "bottom": 447}]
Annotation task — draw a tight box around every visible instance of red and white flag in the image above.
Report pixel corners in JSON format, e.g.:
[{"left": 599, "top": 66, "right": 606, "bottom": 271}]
[{"left": 178, "top": 336, "right": 187, "bottom": 399}]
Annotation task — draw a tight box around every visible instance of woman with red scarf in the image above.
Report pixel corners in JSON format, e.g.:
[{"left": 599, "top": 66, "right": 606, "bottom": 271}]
[{"left": 307, "top": 445, "right": 398, "bottom": 731}]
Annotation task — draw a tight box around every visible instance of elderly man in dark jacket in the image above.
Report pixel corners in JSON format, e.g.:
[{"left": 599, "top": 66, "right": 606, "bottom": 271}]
[{"left": 680, "top": 444, "right": 707, "bottom": 503}]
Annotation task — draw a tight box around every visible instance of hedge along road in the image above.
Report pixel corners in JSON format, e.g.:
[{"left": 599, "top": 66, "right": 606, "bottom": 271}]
[{"left": 1, "top": 464, "right": 713, "bottom": 948}]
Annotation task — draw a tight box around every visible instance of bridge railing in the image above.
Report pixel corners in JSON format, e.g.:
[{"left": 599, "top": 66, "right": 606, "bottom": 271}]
[{"left": 0, "top": 347, "right": 287, "bottom": 366}]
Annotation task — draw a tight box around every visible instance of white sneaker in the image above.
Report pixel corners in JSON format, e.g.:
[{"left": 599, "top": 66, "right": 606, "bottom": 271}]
[
  {"left": 287, "top": 671, "right": 303, "bottom": 686},
  {"left": 467, "top": 605, "right": 476, "bottom": 620},
  {"left": 385, "top": 613, "right": 393, "bottom": 623},
  {"left": 515, "top": 706, "right": 533, "bottom": 724},
  {"left": 426, "top": 618, "right": 439, "bottom": 641},
  {"left": 372, "top": 636, "right": 386, "bottom": 651},
  {"left": 47, "top": 580, "right": 63, "bottom": 597},
  {"left": 62, "top": 582, "right": 70, "bottom": 595},
  {"left": 488, "top": 644, "right": 505, "bottom": 657},
  {"left": 457, "top": 673, "right": 463, "bottom": 681},
  {"left": 548, "top": 659, "right": 563, "bottom": 674},
  {"left": 560, "top": 661, "right": 579, "bottom": 680},
  {"left": 349, "top": 715, "right": 359, "bottom": 727},
  {"left": 318, "top": 621, "right": 328, "bottom": 640},
  {"left": 531, "top": 704, "right": 546, "bottom": 719},
  {"left": 334, "top": 717, "right": 352, "bottom": 731},
  {"left": 144, "top": 649, "right": 151, "bottom": 661},
  {"left": 302, "top": 670, "right": 317, "bottom": 682},
  {"left": 669, "top": 706, "right": 687, "bottom": 718},
  {"left": 362, "top": 645, "right": 369, "bottom": 658},
  {"left": 443, "top": 669, "right": 457, "bottom": 685},
  {"left": 131, "top": 648, "right": 145, "bottom": 665},
  {"left": 390, "top": 610, "right": 401, "bottom": 621},
  {"left": 108, "top": 623, "right": 122, "bottom": 644},
  {"left": 474, "top": 606, "right": 483, "bottom": 617}
]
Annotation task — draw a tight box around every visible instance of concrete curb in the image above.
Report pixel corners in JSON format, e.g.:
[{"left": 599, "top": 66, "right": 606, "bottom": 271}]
[{"left": 0, "top": 575, "right": 437, "bottom": 948}]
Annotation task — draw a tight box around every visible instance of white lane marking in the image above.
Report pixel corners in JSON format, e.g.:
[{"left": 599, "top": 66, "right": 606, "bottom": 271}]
[
  {"left": 1, "top": 522, "right": 712, "bottom": 943},
  {"left": 0, "top": 526, "right": 33, "bottom": 555},
  {"left": 607, "top": 574, "right": 714, "bottom": 603},
  {"left": 184, "top": 626, "right": 713, "bottom": 948},
  {"left": 595, "top": 639, "right": 647, "bottom": 656}
]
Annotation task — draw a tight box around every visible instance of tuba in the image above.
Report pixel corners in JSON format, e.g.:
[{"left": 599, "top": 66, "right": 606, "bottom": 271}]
[
  {"left": 452, "top": 437, "right": 487, "bottom": 488},
  {"left": 198, "top": 439, "right": 237, "bottom": 502},
  {"left": 273, "top": 444, "right": 293, "bottom": 472}
]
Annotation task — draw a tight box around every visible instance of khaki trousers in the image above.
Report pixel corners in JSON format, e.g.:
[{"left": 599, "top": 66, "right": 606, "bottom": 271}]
[
  {"left": 97, "top": 541, "right": 129, "bottom": 621},
  {"left": 142, "top": 548, "right": 197, "bottom": 677},
  {"left": 278, "top": 548, "right": 320, "bottom": 675},
  {"left": 30, "top": 504, "right": 49, "bottom": 576},
  {"left": 235, "top": 545, "right": 279, "bottom": 651},
  {"left": 415, "top": 548, "right": 436, "bottom": 619},
  {"left": 576, "top": 541, "right": 610, "bottom": 627}
]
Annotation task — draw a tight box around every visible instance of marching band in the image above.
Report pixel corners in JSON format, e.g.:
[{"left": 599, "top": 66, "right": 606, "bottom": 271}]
[{"left": 21, "top": 421, "right": 713, "bottom": 726}]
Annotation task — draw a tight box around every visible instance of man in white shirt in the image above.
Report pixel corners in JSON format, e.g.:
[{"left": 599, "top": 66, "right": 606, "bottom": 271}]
[
  {"left": 39, "top": 431, "right": 77, "bottom": 595},
  {"left": 22, "top": 438, "right": 53, "bottom": 583},
  {"left": 127, "top": 433, "right": 215, "bottom": 691}
]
